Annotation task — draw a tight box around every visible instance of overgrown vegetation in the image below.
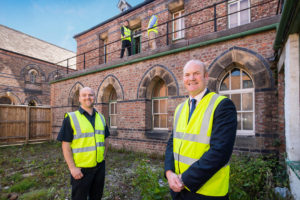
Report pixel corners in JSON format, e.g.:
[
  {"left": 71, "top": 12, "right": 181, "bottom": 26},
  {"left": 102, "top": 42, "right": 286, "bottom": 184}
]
[{"left": 0, "top": 142, "right": 291, "bottom": 200}]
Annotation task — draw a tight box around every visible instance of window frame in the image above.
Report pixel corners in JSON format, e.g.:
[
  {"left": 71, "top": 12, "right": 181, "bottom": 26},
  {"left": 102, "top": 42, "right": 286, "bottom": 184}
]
[
  {"left": 172, "top": 10, "right": 185, "bottom": 41},
  {"left": 152, "top": 96, "right": 168, "bottom": 130},
  {"left": 218, "top": 68, "right": 255, "bottom": 136},
  {"left": 132, "top": 28, "right": 142, "bottom": 55},
  {"left": 228, "top": 0, "right": 251, "bottom": 28},
  {"left": 109, "top": 100, "right": 117, "bottom": 128},
  {"left": 28, "top": 69, "right": 38, "bottom": 84}
]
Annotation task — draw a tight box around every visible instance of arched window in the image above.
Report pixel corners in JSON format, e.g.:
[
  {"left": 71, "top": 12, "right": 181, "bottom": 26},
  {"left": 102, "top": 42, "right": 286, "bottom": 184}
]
[
  {"left": 109, "top": 88, "right": 117, "bottom": 128},
  {"left": 219, "top": 68, "right": 254, "bottom": 135},
  {"left": 72, "top": 90, "right": 80, "bottom": 108},
  {"left": 0, "top": 96, "right": 12, "bottom": 105},
  {"left": 152, "top": 80, "right": 168, "bottom": 130},
  {"left": 28, "top": 100, "right": 37, "bottom": 106},
  {"left": 28, "top": 69, "right": 38, "bottom": 84}
]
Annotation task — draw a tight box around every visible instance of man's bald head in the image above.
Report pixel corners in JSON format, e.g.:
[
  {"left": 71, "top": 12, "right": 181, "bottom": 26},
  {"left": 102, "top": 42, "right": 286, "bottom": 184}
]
[
  {"left": 79, "top": 87, "right": 95, "bottom": 96},
  {"left": 183, "top": 60, "right": 207, "bottom": 74}
]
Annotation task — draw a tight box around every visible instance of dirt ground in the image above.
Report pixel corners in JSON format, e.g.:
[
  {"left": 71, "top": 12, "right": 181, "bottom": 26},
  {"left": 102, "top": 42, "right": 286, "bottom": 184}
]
[{"left": 0, "top": 142, "right": 169, "bottom": 200}]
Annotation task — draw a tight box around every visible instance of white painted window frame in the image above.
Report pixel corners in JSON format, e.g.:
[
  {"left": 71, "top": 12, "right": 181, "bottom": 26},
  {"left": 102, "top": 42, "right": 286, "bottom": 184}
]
[
  {"left": 219, "top": 69, "right": 255, "bottom": 136},
  {"left": 152, "top": 97, "right": 168, "bottom": 130},
  {"left": 172, "top": 10, "right": 185, "bottom": 41},
  {"left": 109, "top": 101, "right": 117, "bottom": 128},
  {"left": 228, "top": 0, "right": 251, "bottom": 28}
]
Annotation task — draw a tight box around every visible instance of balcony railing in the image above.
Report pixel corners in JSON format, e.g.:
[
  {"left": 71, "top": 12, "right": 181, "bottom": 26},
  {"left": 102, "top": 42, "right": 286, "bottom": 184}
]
[{"left": 55, "top": 0, "right": 282, "bottom": 74}]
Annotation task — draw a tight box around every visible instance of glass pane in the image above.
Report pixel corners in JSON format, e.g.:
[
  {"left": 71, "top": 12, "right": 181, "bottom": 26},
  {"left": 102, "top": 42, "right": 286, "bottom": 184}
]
[
  {"left": 154, "top": 115, "right": 159, "bottom": 128},
  {"left": 231, "top": 94, "right": 241, "bottom": 111},
  {"left": 242, "top": 93, "right": 253, "bottom": 111},
  {"left": 153, "top": 100, "right": 159, "bottom": 113},
  {"left": 242, "top": 71, "right": 253, "bottom": 88},
  {"left": 161, "top": 114, "right": 167, "bottom": 128},
  {"left": 240, "top": 0, "right": 250, "bottom": 25},
  {"left": 231, "top": 69, "right": 241, "bottom": 90},
  {"left": 237, "top": 113, "right": 241, "bottom": 130},
  {"left": 220, "top": 73, "right": 230, "bottom": 91},
  {"left": 242, "top": 113, "right": 253, "bottom": 130},
  {"left": 110, "top": 103, "right": 114, "bottom": 114},
  {"left": 160, "top": 99, "right": 167, "bottom": 113},
  {"left": 229, "top": 3, "right": 238, "bottom": 27}
]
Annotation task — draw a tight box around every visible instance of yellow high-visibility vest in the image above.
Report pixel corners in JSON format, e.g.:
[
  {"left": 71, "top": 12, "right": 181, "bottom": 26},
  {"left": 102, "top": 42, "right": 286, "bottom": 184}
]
[
  {"left": 148, "top": 15, "right": 158, "bottom": 35},
  {"left": 173, "top": 92, "right": 229, "bottom": 196},
  {"left": 121, "top": 26, "right": 131, "bottom": 41},
  {"left": 68, "top": 110, "right": 106, "bottom": 168}
]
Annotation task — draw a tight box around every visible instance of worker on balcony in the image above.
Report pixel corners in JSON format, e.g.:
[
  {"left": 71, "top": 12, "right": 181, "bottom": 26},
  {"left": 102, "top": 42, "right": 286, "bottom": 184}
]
[
  {"left": 57, "top": 87, "right": 110, "bottom": 200},
  {"left": 147, "top": 8, "right": 158, "bottom": 50},
  {"left": 120, "top": 20, "right": 132, "bottom": 58}
]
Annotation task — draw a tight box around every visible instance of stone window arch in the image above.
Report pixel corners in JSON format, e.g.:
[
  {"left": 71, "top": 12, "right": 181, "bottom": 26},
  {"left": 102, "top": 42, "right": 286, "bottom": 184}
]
[
  {"left": 28, "top": 69, "right": 38, "bottom": 84},
  {"left": 219, "top": 66, "right": 255, "bottom": 135},
  {"left": 0, "top": 92, "right": 21, "bottom": 105},
  {"left": 137, "top": 65, "right": 179, "bottom": 99},
  {"left": 96, "top": 75, "right": 124, "bottom": 103},
  {"left": 0, "top": 96, "right": 12, "bottom": 105},
  {"left": 68, "top": 82, "right": 84, "bottom": 110},
  {"left": 24, "top": 96, "right": 41, "bottom": 106}
]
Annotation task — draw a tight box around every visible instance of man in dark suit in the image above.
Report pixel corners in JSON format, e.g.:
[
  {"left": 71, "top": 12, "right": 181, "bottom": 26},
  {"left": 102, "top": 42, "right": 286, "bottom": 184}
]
[{"left": 165, "top": 60, "right": 237, "bottom": 200}]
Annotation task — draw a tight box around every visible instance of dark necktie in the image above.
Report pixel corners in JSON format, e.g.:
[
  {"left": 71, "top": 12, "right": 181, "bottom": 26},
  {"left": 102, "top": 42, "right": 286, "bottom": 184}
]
[{"left": 188, "top": 99, "right": 196, "bottom": 122}]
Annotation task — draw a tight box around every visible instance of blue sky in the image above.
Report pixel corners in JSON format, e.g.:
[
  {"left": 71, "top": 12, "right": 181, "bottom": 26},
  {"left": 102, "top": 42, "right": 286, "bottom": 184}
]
[{"left": 0, "top": 0, "right": 143, "bottom": 52}]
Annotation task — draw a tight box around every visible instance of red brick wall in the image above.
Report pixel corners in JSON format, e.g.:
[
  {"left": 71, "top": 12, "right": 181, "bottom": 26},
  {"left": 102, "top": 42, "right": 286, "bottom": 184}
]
[
  {"left": 52, "top": 29, "right": 280, "bottom": 154},
  {"left": 0, "top": 49, "right": 72, "bottom": 105},
  {"left": 74, "top": 0, "right": 278, "bottom": 70}
]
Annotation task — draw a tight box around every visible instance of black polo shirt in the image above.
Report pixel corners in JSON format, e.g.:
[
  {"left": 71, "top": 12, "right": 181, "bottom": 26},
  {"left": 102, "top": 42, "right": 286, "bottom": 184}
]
[{"left": 57, "top": 107, "right": 110, "bottom": 142}]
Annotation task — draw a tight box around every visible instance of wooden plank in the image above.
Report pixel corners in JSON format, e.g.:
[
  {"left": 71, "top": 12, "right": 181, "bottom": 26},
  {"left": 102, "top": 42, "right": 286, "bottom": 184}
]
[
  {"left": 0, "top": 120, "right": 26, "bottom": 123},
  {"left": 25, "top": 107, "right": 30, "bottom": 144}
]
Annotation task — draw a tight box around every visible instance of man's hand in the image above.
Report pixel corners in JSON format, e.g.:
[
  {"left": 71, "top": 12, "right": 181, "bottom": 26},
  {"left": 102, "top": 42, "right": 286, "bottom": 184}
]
[
  {"left": 70, "top": 167, "right": 83, "bottom": 180},
  {"left": 166, "top": 170, "right": 184, "bottom": 192}
]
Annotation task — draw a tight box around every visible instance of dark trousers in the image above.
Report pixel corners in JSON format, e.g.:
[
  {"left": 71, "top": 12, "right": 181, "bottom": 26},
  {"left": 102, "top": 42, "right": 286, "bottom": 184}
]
[
  {"left": 71, "top": 161, "right": 105, "bottom": 200},
  {"left": 170, "top": 189, "right": 228, "bottom": 200},
  {"left": 120, "top": 40, "right": 131, "bottom": 58}
]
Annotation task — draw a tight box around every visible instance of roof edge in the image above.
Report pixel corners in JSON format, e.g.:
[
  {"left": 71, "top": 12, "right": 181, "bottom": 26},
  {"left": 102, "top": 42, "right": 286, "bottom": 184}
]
[{"left": 73, "top": 0, "right": 155, "bottom": 39}]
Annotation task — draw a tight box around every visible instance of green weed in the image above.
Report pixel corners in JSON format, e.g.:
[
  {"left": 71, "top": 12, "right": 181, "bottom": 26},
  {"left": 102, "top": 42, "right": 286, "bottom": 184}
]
[
  {"left": 9, "top": 178, "right": 37, "bottom": 193},
  {"left": 19, "top": 188, "right": 55, "bottom": 200}
]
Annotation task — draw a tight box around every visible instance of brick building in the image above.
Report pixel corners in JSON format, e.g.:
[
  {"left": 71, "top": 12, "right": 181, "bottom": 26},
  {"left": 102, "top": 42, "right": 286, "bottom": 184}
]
[
  {"left": 0, "top": 24, "right": 76, "bottom": 106},
  {"left": 51, "top": 0, "right": 283, "bottom": 155}
]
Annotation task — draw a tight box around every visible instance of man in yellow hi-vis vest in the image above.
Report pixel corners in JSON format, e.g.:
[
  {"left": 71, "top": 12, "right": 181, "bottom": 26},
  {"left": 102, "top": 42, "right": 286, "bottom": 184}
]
[
  {"left": 147, "top": 8, "right": 158, "bottom": 50},
  {"left": 164, "top": 60, "right": 237, "bottom": 200},
  {"left": 120, "top": 20, "right": 132, "bottom": 58},
  {"left": 57, "top": 87, "right": 110, "bottom": 200}
]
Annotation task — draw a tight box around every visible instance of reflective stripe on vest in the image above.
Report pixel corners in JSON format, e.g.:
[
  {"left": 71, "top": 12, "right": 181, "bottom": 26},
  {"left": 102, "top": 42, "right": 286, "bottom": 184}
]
[
  {"left": 148, "top": 15, "right": 158, "bottom": 35},
  {"left": 121, "top": 26, "right": 131, "bottom": 41},
  {"left": 68, "top": 110, "right": 105, "bottom": 168},
  {"left": 173, "top": 93, "right": 229, "bottom": 196}
]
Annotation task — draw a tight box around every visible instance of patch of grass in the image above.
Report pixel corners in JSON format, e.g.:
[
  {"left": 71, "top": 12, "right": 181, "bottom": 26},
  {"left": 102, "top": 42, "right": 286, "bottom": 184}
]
[
  {"left": 10, "top": 172, "right": 22, "bottom": 182},
  {"left": 19, "top": 188, "right": 55, "bottom": 200},
  {"left": 42, "top": 168, "right": 56, "bottom": 177},
  {"left": 9, "top": 178, "right": 37, "bottom": 193}
]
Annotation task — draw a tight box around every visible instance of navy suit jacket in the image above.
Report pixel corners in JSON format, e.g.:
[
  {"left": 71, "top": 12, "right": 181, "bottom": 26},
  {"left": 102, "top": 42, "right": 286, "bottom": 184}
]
[{"left": 164, "top": 89, "right": 237, "bottom": 193}]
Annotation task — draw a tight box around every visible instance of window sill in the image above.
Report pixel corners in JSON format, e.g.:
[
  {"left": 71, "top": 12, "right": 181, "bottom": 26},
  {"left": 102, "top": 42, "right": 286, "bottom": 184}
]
[
  {"left": 145, "top": 130, "right": 170, "bottom": 140},
  {"left": 109, "top": 128, "right": 118, "bottom": 136}
]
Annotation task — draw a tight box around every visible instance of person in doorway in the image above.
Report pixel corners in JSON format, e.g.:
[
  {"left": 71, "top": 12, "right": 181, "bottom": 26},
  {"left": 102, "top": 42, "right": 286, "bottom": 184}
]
[
  {"left": 57, "top": 87, "right": 110, "bottom": 200},
  {"left": 147, "top": 8, "right": 158, "bottom": 50},
  {"left": 120, "top": 20, "right": 132, "bottom": 58},
  {"left": 164, "top": 60, "right": 237, "bottom": 200}
]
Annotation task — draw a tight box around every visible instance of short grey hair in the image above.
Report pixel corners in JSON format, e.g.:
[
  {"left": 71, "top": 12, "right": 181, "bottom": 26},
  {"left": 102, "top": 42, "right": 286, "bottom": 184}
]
[{"left": 183, "top": 60, "right": 207, "bottom": 74}]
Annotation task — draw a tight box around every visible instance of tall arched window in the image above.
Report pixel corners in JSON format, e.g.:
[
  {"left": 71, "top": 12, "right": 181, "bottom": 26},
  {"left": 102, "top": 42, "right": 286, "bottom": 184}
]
[
  {"left": 152, "top": 80, "right": 168, "bottom": 130},
  {"left": 219, "top": 68, "right": 254, "bottom": 135},
  {"left": 28, "top": 100, "right": 37, "bottom": 106},
  {"left": 72, "top": 90, "right": 80, "bottom": 109},
  {"left": 109, "top": 88, "right": 117, "bottom": 128},
  {"left": 28, "top": 69, "right": 38, "bottom": 84}
]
